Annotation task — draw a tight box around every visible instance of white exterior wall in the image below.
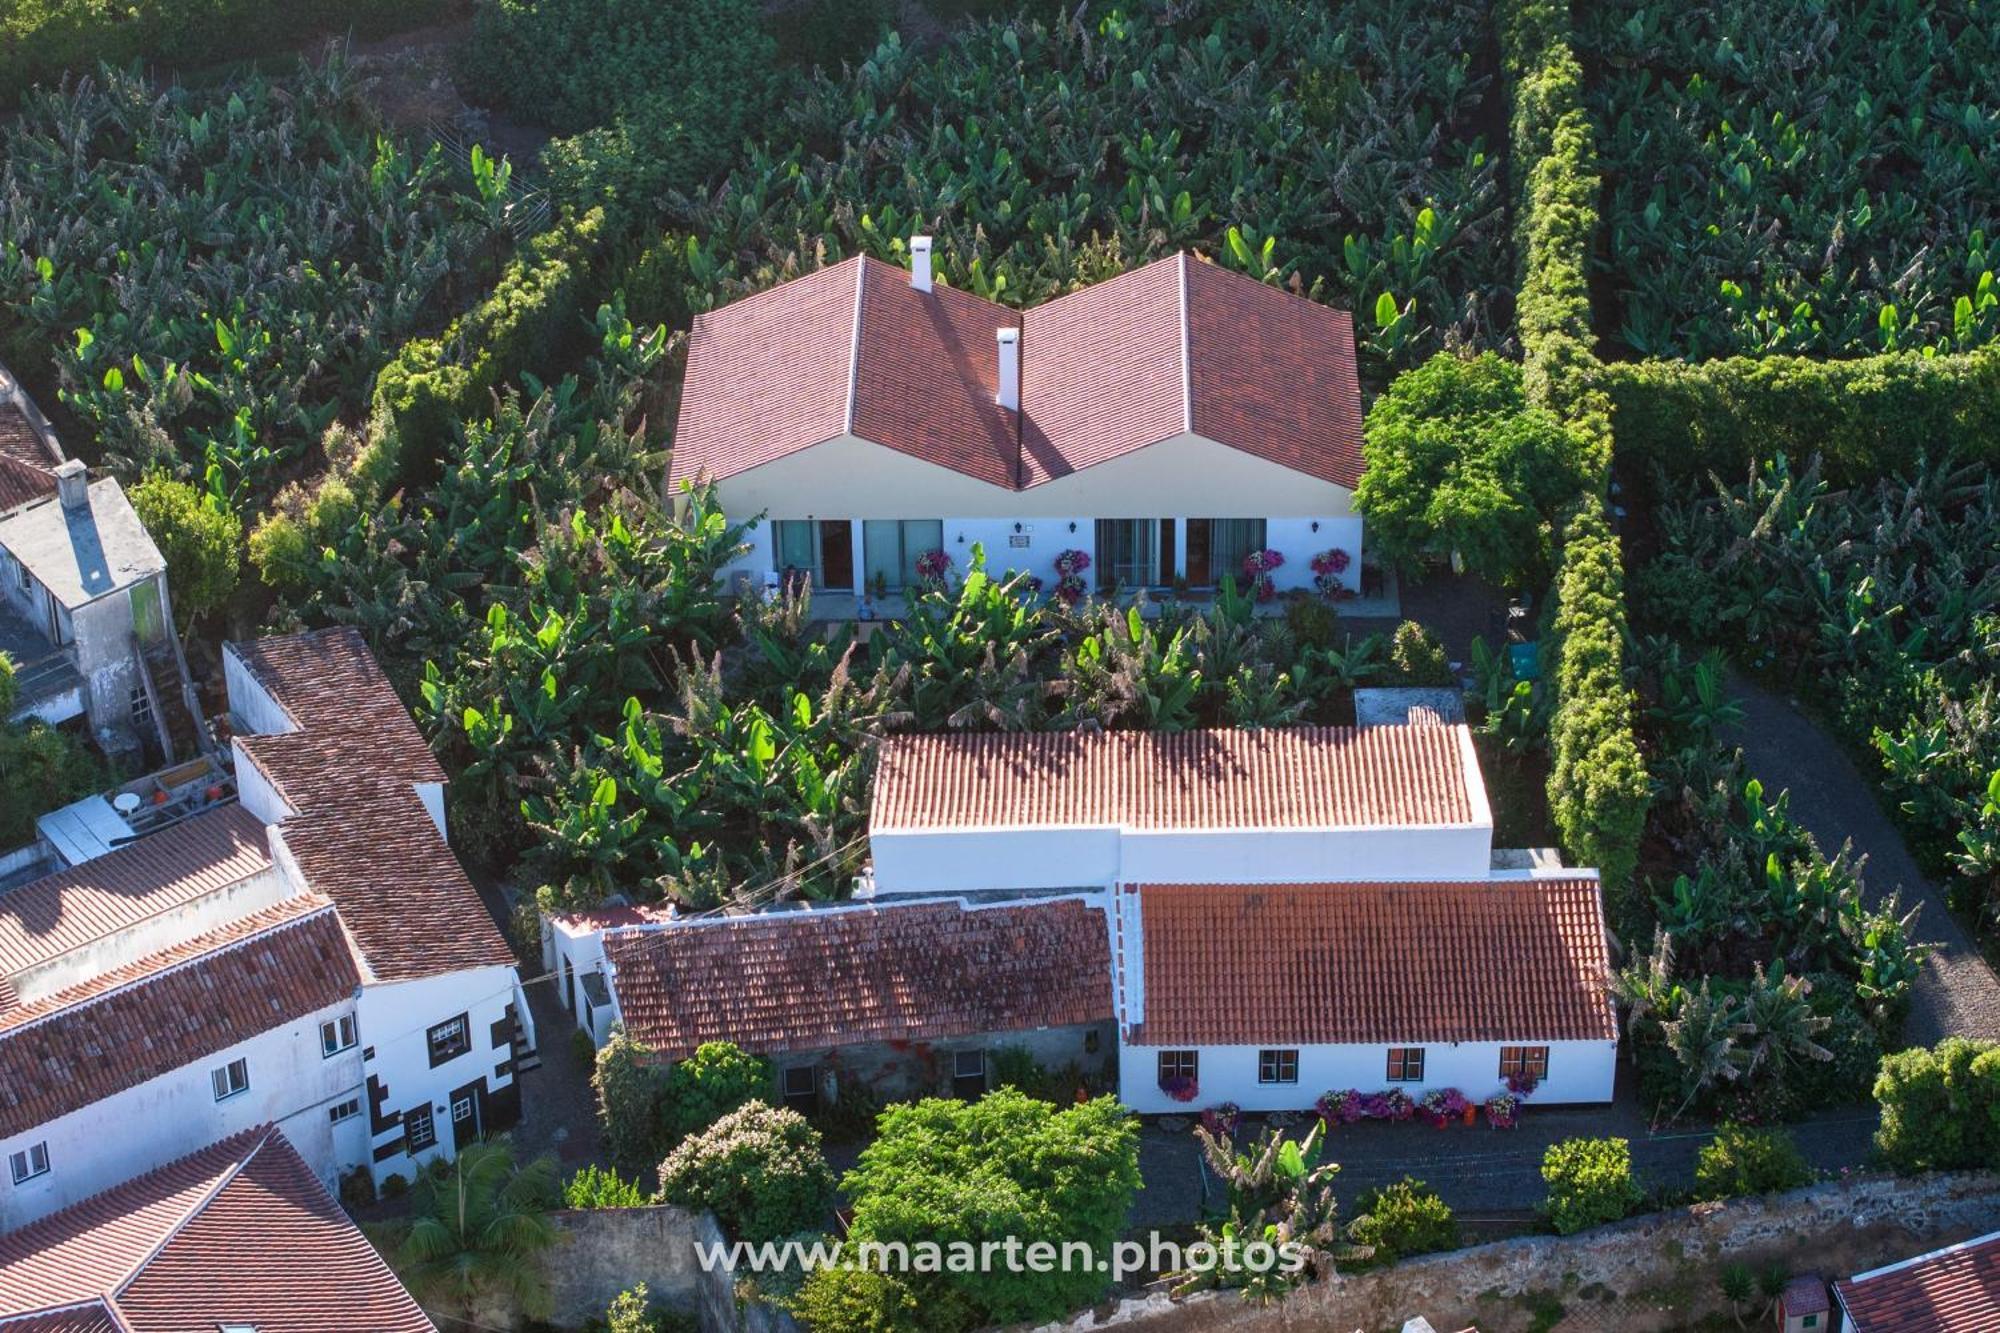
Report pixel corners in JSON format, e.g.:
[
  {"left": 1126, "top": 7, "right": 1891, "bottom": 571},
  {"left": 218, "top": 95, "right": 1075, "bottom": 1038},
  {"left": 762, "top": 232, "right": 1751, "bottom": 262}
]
[
  {"left": 869, "top": 823, "right": 1493, "bottom": 895},
  {"left": 223, "top": 646, "right": 298, "bottom": 736},
  {"left": 1116, "top": 1038, "right": 1618, "bottom": 1114},
  {"left": 705, "top": 433, "right": 1360, "bottom": 592},
  {"left": 359, "top": 964, "right": 520, "bottom": 1184},
  {"left": 0, "top": 995, "right": 365, "bottom": 1229}
]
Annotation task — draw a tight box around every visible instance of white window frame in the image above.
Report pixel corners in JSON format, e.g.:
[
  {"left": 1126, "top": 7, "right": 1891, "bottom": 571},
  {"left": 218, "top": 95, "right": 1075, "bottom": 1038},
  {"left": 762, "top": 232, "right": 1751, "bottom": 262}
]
[
  {"left": 426, "top": 1013, "right": 470, "bottom": 1067},
  {"left": 328, "top": 1096, "right": 361, "bottom": 1125},
  {"left": 1257, "top": 1049, "right": 1299, "bottom": 1085},
  {"left": 211, "top": 1057, "right": 249, "bottom": 1102},
  {"left": 9, "top": 1141, "right": 49, "bottom": 1185},
  {"left": 321, "top": 1014, "right": 359, "bottom": 1058}
]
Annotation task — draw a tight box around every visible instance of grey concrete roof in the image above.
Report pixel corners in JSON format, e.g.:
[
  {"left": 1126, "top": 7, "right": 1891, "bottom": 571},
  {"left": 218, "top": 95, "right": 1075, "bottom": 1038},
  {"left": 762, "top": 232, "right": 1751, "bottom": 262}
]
[
  {"left": 1353, "top": 687, "right": 1468, "bottom": 728},
  {"left": 0, "top": 478, "right": 163, "bottom": 609}
]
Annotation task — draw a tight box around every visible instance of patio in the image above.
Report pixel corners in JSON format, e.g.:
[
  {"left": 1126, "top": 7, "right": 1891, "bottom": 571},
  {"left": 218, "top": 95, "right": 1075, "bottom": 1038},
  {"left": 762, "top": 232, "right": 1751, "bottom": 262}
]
[{"left": 0, "top": 598, "right": 81, "bottom": 723}]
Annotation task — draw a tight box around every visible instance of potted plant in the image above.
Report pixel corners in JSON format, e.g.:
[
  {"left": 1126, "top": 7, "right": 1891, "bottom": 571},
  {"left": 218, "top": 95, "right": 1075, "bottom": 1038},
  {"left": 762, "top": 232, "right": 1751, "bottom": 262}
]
[
  {"left": 1200, "top": 1102, "right": 1241, "bottom": 1138},
  {"left": 1310, "top": 547, "right": 1355, "bottom": 600},
  {"left": 914, "top": 548, "right": 952, "bottom": 588},
  {"left": 1159, "top": 1073, "right": 1200, "bottom": 1105},
  {"left": 1241, "top": 548, "right": 1286, "bottom": 602},
  {"left": 1418, "top": 1089, "right": 1470, "bottom": 1127},
  {"left": 1316, "top": 1089, "right": 1363, "bottom": 1128},
  {"left": 1485, "top": 1092, "right": 1521, "bottom": 1129},
  {"left": 1052, "top": 548, "right": 1091, "bottom": 605},
  {"left": 870, "top": 570, "right": 889, "bottom": 601}
]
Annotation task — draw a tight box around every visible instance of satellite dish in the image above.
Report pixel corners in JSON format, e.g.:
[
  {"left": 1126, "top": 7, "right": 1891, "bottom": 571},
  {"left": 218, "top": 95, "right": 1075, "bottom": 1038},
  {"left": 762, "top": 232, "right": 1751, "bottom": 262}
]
[{"left": 113, "top": 792, "right": 143, "bottom": 815}]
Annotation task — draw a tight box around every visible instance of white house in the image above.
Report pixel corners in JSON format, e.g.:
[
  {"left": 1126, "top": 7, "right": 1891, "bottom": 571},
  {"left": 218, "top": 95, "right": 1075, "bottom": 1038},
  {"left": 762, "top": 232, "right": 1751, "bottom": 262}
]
[
  {"left": 546, "top": 720, "right": 1617, "bottom": 1117},
  {"left": 670, "top": 244, "right": 1368, "bottom": 601},
  {"left": 0, "top": 628, "right": 531, "bottom": 1229},
  {"left": 0, "top": 1124, "right": 433, "bottom": 1330}
]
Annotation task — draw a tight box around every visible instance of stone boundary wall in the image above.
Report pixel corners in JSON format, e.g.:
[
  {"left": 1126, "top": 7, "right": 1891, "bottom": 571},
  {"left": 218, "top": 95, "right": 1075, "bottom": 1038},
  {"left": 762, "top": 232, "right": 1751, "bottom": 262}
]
[{"left": 1047, "top": 1172, "right": 2000, "bottom": 1333}]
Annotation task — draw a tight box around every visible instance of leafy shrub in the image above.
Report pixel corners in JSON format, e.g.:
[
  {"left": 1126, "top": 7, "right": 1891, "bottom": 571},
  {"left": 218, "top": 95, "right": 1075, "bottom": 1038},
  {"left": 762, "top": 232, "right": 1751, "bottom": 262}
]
[
  {"left": 564, "top": 1163, "right": 649, "bottom": 1209},
  {"left": 662, "top": 1041, "right": 773, "bottom": 1145},
  {"left": 788, "top": 1265, "right": 922, "bottom": 1333},
  {"left": 841, "top": 1090, "right": 1141, "bottom": 1329},
  {"left": 1388, "top": 621, "right": 1453, "bottom": 687},
  {"left": 1693, "top": 1125, "right": 1813, "bottom": 1201},
  {"left": 0, "top": 0, "right": 442, "bottom": 104},
  {"left": 594, "top": 1031, "right": 667, "bottom": 1177},
  {"left": 1356, "top": 351, "right": 1590, "bottom": 587},
  {"left": 128, "top": 473, "right": 241, "bottom": 625},
  {"left": 0, "top": 61, "right": 504, "bottom": 519},
  {"left": 0, "top": 718, "right": 108, "bottom": 846},
  {"left": 0, "top": 654, "right": 14, "bottom": 718},
  {"left": 605, "top": 1283, "right": 698, "bottom": 1333},
  {"left": 1541, "top": 1137, "right": 1643, "bottom": 1235},
  {"left": 1874, "top": 1038, "right": 2000, "bottom": 1174},
  {"left": 1349, "top": 1177, "right": 1459, "bottom": 1265},
  {"left": 657, "top": 1101, "right": 835, "bottom": 1243}
]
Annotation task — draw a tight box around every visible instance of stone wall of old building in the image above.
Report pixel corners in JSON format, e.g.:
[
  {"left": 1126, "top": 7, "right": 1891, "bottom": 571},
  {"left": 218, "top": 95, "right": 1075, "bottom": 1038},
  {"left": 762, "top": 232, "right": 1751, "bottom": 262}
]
[{"left": 1050, "top": 1171, "right": 2000, "bottom": 1333}]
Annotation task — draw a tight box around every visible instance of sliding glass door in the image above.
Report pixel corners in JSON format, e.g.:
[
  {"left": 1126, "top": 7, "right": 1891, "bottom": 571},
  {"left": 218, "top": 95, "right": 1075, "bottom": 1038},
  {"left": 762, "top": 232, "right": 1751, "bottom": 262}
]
[
  {"left": 1095, "top": 519, "right": 1165, "bottom": 592},
  {"left": 1183, "top": 519, "right": 1266, "bottom": 589},
  {"left": 770, "top": 519, "right": 856, "bottom": 590},
  {"left": 862, "top": 519, "right": 944, "bottom": 590}
]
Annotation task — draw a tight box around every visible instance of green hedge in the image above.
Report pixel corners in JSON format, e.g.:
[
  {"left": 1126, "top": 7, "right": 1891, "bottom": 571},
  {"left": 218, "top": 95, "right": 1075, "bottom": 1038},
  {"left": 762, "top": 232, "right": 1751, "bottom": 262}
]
[
  {"left": 1874, "top": 1038, "right": 2000, "bottom": 1175},
  {"left": 1, "top": 0, "right": 445, "bottom": 105},
  {"left": 1603, "top": 348, "right": 2000, "bottom": 491},
  {"left": 251, "top": 208, "right": 605, "bottom": 588}
]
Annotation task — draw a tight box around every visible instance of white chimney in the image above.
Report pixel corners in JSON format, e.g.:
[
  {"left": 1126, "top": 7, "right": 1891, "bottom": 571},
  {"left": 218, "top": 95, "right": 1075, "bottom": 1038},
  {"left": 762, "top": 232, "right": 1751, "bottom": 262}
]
[
  {"left": 55, "top": 459, "right": 87, "bottom": 511},
  {"left": 995, "top": 327, "right": 1020, "bottom": 411},
  {"left": 910, "top": 235, "right": 933, "bottom": 292}
]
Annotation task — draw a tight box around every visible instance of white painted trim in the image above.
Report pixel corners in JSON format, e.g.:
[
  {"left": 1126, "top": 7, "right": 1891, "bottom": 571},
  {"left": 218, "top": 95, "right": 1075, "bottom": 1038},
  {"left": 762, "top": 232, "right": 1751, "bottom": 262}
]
[
  {"left": 844, "top": 260, "right": 867, "bottom": 437},
  {"left": 600, "top": 890, "right": 1110, "bottom": 939},
  {"left": 872, "top": 817, "right": 1486, "bottom": 837},
  {"left": 1456, "top": 725, "right": 1496, "bottom": 833},
  {"left": 1845, "top": 1229, "right": 2000, "bottom": 1284},
  {"left": 1177, "top": 253, "right": 1192, "bottom": 435}
]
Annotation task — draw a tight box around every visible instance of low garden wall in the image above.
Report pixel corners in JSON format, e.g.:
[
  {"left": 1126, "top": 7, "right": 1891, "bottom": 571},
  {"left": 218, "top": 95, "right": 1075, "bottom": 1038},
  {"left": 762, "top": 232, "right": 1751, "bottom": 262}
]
[{"left": 1052, "top": 1171, "right": 2000, "bottom": 1333}]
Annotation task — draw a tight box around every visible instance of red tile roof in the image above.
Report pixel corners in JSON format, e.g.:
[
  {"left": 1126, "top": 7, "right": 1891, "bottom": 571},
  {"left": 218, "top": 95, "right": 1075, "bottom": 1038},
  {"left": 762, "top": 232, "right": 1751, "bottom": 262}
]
[
  {"left": 229, "top": 628, "right": 514, "bottom": 981},
  {"left": 871, "top": 725, "right": 1481, "bottom": 833},
  {"left": 0, "top": 804, "right": 272, "bottom": 992},
  {"left": 0, "top": 900, "right": 359, "bottom": 1139},
  {"left": 604, "top": 898, "right": 1112, "bottom": 1061},
  {"left": 1131, "top": 879, "right": 1616, "bottom": 1046},
  {"left": 1837, "top": 1231, "right": 2000, "bottom": 1332},
  {"left": 0, "top": 1126, "right": 433, "bottom": 1332},
  {"left": 0, "top": 402, "right": 59, "bottom": 514},
  {"left": 669, "top": 251, "right": 1364, "bottom": 491}
]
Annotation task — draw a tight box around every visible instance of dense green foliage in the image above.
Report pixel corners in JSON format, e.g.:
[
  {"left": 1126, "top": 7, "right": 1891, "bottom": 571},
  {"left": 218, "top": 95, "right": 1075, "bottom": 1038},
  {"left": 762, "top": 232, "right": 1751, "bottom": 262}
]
[
  {"left": 1642, "top": 453, "right": 2000, "bottom": 936},
  {"left": 1348, "top": 1177, "right": 1459, "bottom": 1266},
  {"left": 595, "top": 1030, "right": 669, "bottom": 1178},
  {"left": 0, "top": 62, "right": 508, "bottom": 520},
  {"left": 1583, "top": 2, "right": 2000, "bottom": 358},
  {"left": 589, "top": 0, "right": 1511, "bottom": 375},
  {"left": 1692, "top": 1125, "right": 1813, "bottom": 1201},
  {"left": 657, "top": 1101, "right": 836, "bottom": 1244},
  {"left": 788, "top": 1266, "right": 922, "bottom": 1333},
  {"left": 1873, "top": 1038, "right": 2000, "bottom": 1174},
  {"left": 0, "top": 0, "right": 442, "bottom": 105},
  {"left": 1541, "top": 1137, "right": 1643, "bottom": 1236},
  {"left": 0, "top": 708, "right": 109, "bottom": 846},
  {"left": 841, "top": 1091, "right": 1140, "bottom": 1329},
  {"left": 387, "top": 1140, "right": 563, "bottom": 1323},
  {"left": 662, "top": 1042, "right": 773, "bottom": 1146},
  {"left": 564, "top": 1163, "right": 650, "bottom": 1209},
  {"left": 1355, "top": 351, "right": 1590, "bottom": 586},
  {"left": 128, "top": 473, "right": 241, "bottom": 624},
  {"left": 1176, "top": 1121, "right": 1355, "bottom": 1303},
  {"left": 1603, "top": 349, "right": 2000, "bottom": 501}
]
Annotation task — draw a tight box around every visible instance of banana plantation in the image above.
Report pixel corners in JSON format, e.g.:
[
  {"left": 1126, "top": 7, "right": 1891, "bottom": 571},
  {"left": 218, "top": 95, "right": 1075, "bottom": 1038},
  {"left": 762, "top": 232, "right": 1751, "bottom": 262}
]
[{"left": 1584, "top": 0, "right": 2000, "bottom": 358}]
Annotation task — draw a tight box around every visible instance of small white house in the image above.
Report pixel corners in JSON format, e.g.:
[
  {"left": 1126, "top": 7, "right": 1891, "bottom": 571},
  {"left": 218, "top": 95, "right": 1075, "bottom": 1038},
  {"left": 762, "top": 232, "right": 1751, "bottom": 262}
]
[
  {"left": 670, "top": 245, "right": 1367, "bottom": 601},
  {"left": 0, "top": 628, "right": 532, "bottom": 1229}
]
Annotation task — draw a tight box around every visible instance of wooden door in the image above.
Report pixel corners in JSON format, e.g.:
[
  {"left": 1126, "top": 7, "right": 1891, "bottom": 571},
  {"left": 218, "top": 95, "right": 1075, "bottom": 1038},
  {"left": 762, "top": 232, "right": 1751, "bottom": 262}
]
[{"left": 819, "top": 520, "right": 854, "bottom": 590}]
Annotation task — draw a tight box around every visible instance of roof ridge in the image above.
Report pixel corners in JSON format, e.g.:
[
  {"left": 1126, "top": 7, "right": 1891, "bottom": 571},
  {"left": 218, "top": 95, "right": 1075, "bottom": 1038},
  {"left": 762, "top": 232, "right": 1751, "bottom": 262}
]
[
  {"left": 843, "top": 256, "right": 866, "bottom": 437},
  {"left": 0, "top": 899, "right": 339, "bottom": 1038},
  {"left": 107, "top": 1128, "right": 274, "bottom": 1304},
  {"left": 1177, "top": 251, "right": 1192, "bottom": 435}
]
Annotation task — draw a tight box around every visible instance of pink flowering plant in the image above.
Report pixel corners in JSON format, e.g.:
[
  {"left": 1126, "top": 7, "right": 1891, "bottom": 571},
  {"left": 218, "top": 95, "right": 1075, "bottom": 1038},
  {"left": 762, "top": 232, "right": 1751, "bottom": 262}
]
[
  {"left": 914, "top": 548, "right": 952, "bottom": 586},
  {"left": 1200, "top": 1102, "right": 1242, "bottom": 1137},
  {"left": 1485, "top": 1092, "right": 1521, "bottom": 1129},
  {"left": 1052, "top": 548, "right": 1091, "bottom": 605},
  {"left": 1310, "top": 547, "right": 1355, "bottom": 600},
  {"left": 1241, "top": 548, "right": 1285, "bottom": 602},
  {"left": 1417, "top": 1088, "right": 1471, "bottom": 1126},
  {"left": 1160, "top": 1073, "right": 1200, "bottom": 1104},
  {"left": 1316, "top": 1089, "right": 1364, "bottom": 1126}
]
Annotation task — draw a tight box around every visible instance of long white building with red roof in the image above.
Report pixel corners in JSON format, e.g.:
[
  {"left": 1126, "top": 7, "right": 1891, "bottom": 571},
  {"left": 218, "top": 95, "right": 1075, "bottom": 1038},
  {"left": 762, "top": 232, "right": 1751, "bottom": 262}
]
[
  {"left": 670, "top": 243, "right": 1368, "bottom": 600},
  {"left": 0, "top": 628, "right": 530, "bottom": 1230},
  {"left": 545, "top": 719, "right": 1616, "bottom": 1118}
]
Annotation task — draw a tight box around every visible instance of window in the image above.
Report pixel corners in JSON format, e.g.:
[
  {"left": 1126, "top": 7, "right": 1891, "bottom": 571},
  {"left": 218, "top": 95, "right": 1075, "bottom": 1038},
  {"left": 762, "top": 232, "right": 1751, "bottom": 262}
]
[
  {"left": 9, "top": 1142, "right": 49, "bottom": 1185},
  {"left": 426, "top": 1014, "right": 470, "bottom": 1067},
  {"left": 211, "top": 1057, "right": 249, "bottom": 1101},
  {"left": 1157, "top": 1049, "right": 1199, "bottom": 1091},
  {"left": 1194, "top": 518, "right": 1267, "bottom": 589},
  {"left": 1257, "top": 1049, "right": 1299, "bottom": 1085},
  {"left": 1499, "top": 1046, "right": 1550, "bottom": 1083},
  {"left": 1094, "top": 519, "right": 1162, "bottom": 591},
  {"left": 404, "top": 1105, "right": 436, "bottom": 1154},
  {"left": 1386, "top": 1048, "right": 1425, "bottom": 1083},
  {"left": 129, "top": 682, "right": 154, "bottom": 736},
  {"left": 328, "top": 1097, "right": 361, "bottom": 1125},
  {"left": 1802, "top": 1317, "right": 1818, "bottom": 1329},
  {"left": 863, "top": 519, "right": 945, "bottom": 590},
  {"left": 781, "top": 1064, "right": 819, "bottom": 1114},
  {"left": 952, "top": 1049, "right": 987, "bottom": 1100},
  {"left": 321, "top": 1015, "right": 358, "bottom": 1058},
  {"left": 52, "top": 602, "right": 73, "bottom": 647}
]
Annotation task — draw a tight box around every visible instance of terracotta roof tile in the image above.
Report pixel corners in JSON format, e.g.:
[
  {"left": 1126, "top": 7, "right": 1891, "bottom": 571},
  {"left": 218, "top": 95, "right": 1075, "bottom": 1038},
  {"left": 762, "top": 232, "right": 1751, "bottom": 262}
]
[
  {"left": 605, "top": 898, "right": 1112, "bottom": 1061},
  {"left": 1132, "top": 879, "right": 1616, "bottom": 1046},
  {"left": 1837, "top": 1232, "right": 2000, "bottom": 1332},
  {"left": 871, "top": 725, "right": 1481, "bottom": 832},
  {"left": 0, "top": 1308, "right": 119, "bottom": 1332},
  {"left": 0, "top": 804, "right": 271, "bottom": 985},
  {"left": 0, "top": 902, "right": 359, "bottom": 1139},
  {"left": 0, "top": 401, "right": 59, "bottom": 515},
  {"left": 0, "top": 1126, "right": 433, "bottom": 1332},
  {"left": 228, "top": 628, "right": 513, "bottom": 981},
  {"left": 669, "top": 252, "right": 1364, "bottom": 492},
  {"left": 1017, "top": 258, "right": 1186, "bottom": 486}
]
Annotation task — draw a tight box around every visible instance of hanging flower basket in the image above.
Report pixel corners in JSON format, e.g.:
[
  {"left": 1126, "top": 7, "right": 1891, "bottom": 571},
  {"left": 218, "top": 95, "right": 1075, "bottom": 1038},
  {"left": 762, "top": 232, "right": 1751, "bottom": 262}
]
[
  {"left": 1159, "top": 1074, "right": 1200, "bottom": 1104},
  {"left": 1052, "top": 549, "right": 1091, "bottom": 605},
  {"left": 1241, "top": 548, "right": 1286, "bottom": 602}
]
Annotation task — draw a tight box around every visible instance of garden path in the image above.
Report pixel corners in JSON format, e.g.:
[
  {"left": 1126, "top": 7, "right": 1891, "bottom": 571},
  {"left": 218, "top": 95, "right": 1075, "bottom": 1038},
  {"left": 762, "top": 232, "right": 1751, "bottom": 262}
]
[{"left": 1727, "top": 673, "right": 2000, "bottom": 1047}]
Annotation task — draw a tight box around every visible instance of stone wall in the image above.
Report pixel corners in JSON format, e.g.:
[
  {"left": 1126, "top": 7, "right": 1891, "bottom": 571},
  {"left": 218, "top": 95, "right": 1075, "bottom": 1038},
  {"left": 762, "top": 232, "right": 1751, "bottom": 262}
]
[{"left": 1050, "top": 1172, "right": 2000, "bottom": 1333}]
